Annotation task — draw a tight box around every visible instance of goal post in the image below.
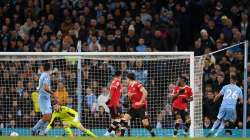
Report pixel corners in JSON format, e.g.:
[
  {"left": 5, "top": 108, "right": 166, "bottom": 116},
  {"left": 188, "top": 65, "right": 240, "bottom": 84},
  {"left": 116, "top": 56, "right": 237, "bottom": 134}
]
[{"left": 0, "top": 52, "right": 203, "bottom": 137}]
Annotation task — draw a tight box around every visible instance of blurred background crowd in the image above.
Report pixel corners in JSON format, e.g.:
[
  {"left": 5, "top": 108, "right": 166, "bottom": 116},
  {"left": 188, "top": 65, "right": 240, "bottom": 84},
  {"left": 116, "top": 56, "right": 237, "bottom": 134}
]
[{"left": 0, "top": 0, "right": 250, "bottom": 134}]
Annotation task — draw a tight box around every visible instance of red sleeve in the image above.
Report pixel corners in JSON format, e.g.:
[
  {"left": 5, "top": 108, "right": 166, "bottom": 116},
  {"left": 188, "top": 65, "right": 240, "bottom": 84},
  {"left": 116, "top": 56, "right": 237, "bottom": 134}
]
[
  {"left": 187, "top": 87, "right": 193, "bottom": 97},
  {"left": 110, "top": 86, "right": 116, "bottom": 96},
  {"left": 110, "top": 81, "right": 117, "bottom": 95},
  {"left": 171, "top": 87, "right": 178, "bottom": 96}
]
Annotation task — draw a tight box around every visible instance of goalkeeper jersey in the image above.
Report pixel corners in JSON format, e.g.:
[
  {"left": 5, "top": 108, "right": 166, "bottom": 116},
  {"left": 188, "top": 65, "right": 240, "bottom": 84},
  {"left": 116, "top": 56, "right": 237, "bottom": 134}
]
[{"left": 48, "top": 106, "right": 78, "bottom": 125}]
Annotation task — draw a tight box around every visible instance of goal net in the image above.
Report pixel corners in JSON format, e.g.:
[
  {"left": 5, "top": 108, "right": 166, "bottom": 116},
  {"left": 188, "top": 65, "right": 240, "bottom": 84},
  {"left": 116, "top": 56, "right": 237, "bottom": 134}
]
[{"left": 0, "top": 52, "right": 203, "bottom": 137}]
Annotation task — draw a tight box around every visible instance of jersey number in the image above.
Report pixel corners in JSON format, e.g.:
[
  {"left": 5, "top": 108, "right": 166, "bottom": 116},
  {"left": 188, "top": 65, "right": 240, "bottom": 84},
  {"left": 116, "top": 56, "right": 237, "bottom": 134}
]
[{"left": 224, "top": 89, "right": 238, "bottom": 100}]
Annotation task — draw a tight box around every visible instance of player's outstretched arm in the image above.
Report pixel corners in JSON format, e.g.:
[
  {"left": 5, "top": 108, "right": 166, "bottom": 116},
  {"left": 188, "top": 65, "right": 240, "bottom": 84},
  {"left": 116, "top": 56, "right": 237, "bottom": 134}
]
[
  {"left": 44, "top": 112, "right": 57, "bottom": 134},
  {"left": 44, "top": 83, "right": 54, "bottom": 95},
  {"left": 213, "top": 93, "right": 222, "bottom": 102}
]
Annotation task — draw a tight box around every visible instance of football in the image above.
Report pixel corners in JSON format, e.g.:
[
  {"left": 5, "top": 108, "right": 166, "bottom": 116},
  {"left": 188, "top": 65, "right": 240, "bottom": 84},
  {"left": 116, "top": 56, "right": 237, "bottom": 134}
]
[{"left": 10, "top": 131, "right": 19, "bottom": 136}]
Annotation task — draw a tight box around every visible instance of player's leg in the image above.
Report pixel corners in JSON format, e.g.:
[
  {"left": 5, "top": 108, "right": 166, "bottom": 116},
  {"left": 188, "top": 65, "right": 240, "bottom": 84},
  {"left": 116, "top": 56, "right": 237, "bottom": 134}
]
[
  {"left": 142, "top": 118, "right": 155, "bottom": 136},
  {"left": 32, "top": 95, "right": 52, "bottom": 135},
  {"left": 105, "top": 119, "right": 120, "bottom": 136},
  {"left": 120, "top": 113, "right": 131, "bottom": 136},
  {"left": 214, "top": 120, "right": 225, "bottom": 136},
  {"left": 127, "top": 120, "right": 131, "bottom": 136},
  {"left": 214, "top": 108, "right": 236, "bottom": 136},
  {"left": 173, "top": 109, "right": 181, "bottom": 137},
  {"left": 206, "top": 118, "right": 221, "bottom": 137},
  {"left": 105, "top": 106, "right": 121, "bottom": 136},
  {"left": 207, "top": 108, "right": 225, "bottom": 137},
  {"left": 140, "top": 109, "right": 155, "bottom": 137},
  {"left": 74, "top": 122, "right": 97, "bottom": 137},
  {"left": 183, "top": 111, "right": 191, "bottom": 136},
  {"left": 62, "top": 122, "right": 74, "bottom": 137}
]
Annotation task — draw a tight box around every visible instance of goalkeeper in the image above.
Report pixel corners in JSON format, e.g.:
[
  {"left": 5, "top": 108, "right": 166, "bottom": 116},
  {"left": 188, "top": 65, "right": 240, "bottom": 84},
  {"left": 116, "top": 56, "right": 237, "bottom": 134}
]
[{"left": 44, "top": 104, "right": 97, "bottom": 137}]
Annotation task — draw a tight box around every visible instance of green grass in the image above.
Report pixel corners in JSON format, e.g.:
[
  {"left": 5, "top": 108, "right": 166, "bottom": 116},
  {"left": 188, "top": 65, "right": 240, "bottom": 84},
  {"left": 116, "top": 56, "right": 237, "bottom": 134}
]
[{"left": 0, "top": 137, "right": 248, "bottom": 140}]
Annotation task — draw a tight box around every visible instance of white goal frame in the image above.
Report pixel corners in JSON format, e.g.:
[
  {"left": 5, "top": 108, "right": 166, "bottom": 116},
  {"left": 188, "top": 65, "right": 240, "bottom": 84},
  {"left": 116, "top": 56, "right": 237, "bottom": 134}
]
[{"left": 0, "top": 52, "right": 200, "bottom": 137}]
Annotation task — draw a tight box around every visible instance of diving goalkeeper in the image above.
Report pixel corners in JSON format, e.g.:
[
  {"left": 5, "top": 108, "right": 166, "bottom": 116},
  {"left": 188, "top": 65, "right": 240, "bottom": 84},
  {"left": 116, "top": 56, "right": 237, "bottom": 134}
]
[{"left": 44, "top": 104, "right": 97, "bottom": 137}]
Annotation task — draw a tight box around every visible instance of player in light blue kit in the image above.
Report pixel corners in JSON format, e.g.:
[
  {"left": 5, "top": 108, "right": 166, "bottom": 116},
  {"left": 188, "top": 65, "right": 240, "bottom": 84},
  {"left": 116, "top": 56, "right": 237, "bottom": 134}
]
[
  {"left": 32, "top": 62, "right": 53, "bottom": 135},
  {"left": 207, "top": 75, "right": 243, "bottom": 137}
]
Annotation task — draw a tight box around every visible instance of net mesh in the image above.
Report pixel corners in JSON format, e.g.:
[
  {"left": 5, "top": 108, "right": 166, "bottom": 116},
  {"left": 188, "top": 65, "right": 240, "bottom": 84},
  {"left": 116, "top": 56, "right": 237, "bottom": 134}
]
[
  {"left": 0, "top": 53, "right": 203, "bottom": 137},
  {"left": 193, "top": 56, "right": 204, "bottom": 137}
]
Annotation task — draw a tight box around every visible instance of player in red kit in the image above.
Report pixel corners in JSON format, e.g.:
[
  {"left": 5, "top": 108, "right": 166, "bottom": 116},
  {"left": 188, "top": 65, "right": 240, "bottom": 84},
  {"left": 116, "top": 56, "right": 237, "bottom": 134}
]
[
  {"left": 104, "top": 71, "right": 123, "bottom": 136},
  {"left": 120, "top": 73, "right": 155, "bottom": 137},
  {"left": 171, "top": 76, "right": 193, "bottom": 137}
]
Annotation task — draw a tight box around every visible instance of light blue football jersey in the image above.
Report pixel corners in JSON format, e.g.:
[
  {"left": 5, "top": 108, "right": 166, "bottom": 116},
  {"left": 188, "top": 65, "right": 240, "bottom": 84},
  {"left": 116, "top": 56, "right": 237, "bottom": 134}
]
[
  {"left": 220, "top": 84, "right": 243, "bottom": 109},
  {"left": 38, "top": 72, "right": 51, "bottom": 95}
]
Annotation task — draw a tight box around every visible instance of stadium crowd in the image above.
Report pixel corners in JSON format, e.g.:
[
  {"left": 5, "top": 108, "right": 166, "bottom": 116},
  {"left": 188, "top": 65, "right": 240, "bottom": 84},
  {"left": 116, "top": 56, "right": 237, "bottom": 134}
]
[{"left": 0, "top": 0, "right": 250, "bottom": 134}]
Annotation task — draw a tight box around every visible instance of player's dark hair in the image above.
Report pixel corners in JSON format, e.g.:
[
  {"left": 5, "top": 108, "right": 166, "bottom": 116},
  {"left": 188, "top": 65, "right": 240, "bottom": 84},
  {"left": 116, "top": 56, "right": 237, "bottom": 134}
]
[
  {"left": 127, "top": 73, "right": 135, "bottom": 80},
  {"left": 230, "top": 75, "right": 237, "bottom": 82},
  {"left": 114, "top": 70, "right": 122, "bottom": 77},
  {"left": 179, "top": 75, "right": 188, "bottom": 82},
  {"left": 43, "top": 62, "right": 51, "bottom": 71}
]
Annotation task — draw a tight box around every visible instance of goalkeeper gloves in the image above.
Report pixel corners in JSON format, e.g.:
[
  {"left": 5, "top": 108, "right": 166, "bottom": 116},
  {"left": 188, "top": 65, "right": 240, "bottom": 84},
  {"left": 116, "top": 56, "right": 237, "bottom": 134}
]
[
  {"left": 73, "top": 115, "right": 79, "bottom": 123},
  {"left": 44, "top": 125, "right": 51, "bottom": 134}
]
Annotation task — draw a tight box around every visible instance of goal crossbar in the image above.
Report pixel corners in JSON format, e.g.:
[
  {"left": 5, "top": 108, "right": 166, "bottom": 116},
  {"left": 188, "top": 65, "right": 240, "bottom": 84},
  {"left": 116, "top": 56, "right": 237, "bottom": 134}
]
[{"left": 0, "top": 52, "right": 194, "bottom": 56}]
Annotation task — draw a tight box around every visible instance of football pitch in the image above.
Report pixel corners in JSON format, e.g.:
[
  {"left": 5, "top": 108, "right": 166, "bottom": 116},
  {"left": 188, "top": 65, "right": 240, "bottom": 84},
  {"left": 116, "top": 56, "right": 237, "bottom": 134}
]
[{"left": 0, "top": 137, "right": 248, "bottom": 140}]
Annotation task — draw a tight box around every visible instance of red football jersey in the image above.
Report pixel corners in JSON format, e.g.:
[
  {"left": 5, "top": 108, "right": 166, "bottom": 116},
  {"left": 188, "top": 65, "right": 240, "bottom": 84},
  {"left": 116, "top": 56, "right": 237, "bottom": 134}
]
[
  {"left": 171, "top": 85, "right": 193, "bottom": 110},
  {"left": 108, "top": 78, "right": 123, "bottom": 107},
  {"left": 128, "top": 81, "right": 147, "bottom": 109}
]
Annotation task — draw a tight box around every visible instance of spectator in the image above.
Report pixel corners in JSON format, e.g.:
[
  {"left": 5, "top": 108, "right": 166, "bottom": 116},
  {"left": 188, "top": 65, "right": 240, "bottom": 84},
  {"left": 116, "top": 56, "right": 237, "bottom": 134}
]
[
  {"left": 88, "top": 36, "right": 102, "bottom": 52},
  {"left": 8, "top": 120, "right": 16, "bottom": 129},
  {"left": 200, "top": 29, "right": 215, "bottom": 50},
  {"left": 54, "top": 82, "right": 68, "bottom": 106},
  {"left": 129, "top": 60, "right": 148, "bottom": 85},
  {"left": 193, "top": 38, "right": 204, "bottom": 56},
  {"left": 225, "top": 130, "right": 233, "bottom": 136},
  {"left": 151, "top": 30, "right": 168, "bottom": 51},
  {"left": 31, "top": 90, "right": 39, "bottom": 113},
  {"left": 19, "top": 91, "right": 32, "bottom": 116},
  {"left": 247, "top": 116, "right": 250, "bottom": 129},
  {"left": 93, "top": 106, "right": 110, "bottom": 128},
  {"left": 205, "top": 19, "right": 220, "bottom": 41},
  {"left": 97, "top": 87, "right": 109, "bottom": 113},
  {"left": 203, "top": 91, "right": 220, "bottom": 121},
  {"left": 135, "top": 38, "right": 148, "bottom": 52},
  {"left": 84, "top": 87, "right": 97, "bottom": 112},
  {"left": 237, "top": 121, "right": 243, "bottom": 129},
  {"left": 203, "top": 116, "right": 212, "bottom": 129},
  {"left": 156, "top": 110, "right": 166, "bottom": 129},
  {"left": 126, "top": 25, "right": 138, "bottom": 51},
  {"left": 16, "top": 80, "right": 24, "bottom": 97}
]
